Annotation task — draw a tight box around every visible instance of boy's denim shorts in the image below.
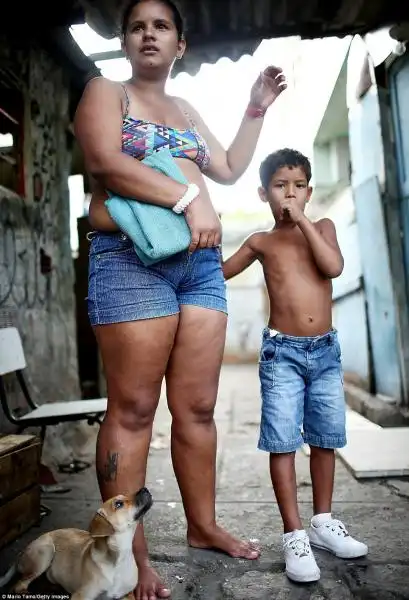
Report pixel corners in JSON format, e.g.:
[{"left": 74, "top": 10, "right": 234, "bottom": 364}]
[
  {"left": 87, "top": 232, "right": 227, "bottom": 325},
  {"left": 258, "top": 327, "right": 347, "bottom": 453}
]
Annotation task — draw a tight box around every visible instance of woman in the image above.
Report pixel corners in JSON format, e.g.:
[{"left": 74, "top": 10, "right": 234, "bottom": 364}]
[{"left": 74, "top": 1, "right": 286, "bottom": 598}]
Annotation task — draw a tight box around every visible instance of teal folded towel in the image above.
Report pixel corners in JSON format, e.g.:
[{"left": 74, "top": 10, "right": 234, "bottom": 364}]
[{"left": 105, "top": 148, "right": 192, "bottom": 266}]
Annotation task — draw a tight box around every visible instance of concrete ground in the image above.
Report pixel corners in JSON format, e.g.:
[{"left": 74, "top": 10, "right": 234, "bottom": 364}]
[{"left": 1, "top": 365, "right": 409, "bottom": 599}]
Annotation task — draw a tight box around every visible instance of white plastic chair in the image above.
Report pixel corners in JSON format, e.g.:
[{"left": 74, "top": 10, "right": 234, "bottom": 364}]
[{"left": 0, "top": 327, "right": 107, "bottom": 442}]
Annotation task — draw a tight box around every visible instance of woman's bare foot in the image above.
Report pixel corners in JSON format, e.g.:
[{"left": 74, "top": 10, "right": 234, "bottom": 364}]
[
  {"left": 134, "top": 561, "right": 171, "bottom": 600},
  {"left": 187, "top": 524, "right": 260, "bottom": 559}
]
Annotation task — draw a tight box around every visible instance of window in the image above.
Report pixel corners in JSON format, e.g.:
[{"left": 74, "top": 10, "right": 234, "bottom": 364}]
[{"left": 0, "top": 86, "right": 24, "bottom": 195}]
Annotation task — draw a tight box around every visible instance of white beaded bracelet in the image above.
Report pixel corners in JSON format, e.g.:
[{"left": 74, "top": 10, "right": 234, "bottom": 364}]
[{"left": 172, "top": 183, "right": 200, "bottom": 214}]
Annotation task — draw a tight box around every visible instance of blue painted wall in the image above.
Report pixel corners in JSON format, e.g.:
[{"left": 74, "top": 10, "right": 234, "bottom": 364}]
[{"left": 348, "top": 65, "right": 402, "bottom": 398}]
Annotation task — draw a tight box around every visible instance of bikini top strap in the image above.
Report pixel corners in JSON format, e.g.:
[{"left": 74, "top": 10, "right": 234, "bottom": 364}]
[
  {"left": 174, "top": 97, "right": 197, "bottom": 130},
  {"left": 120, "top": 83, "right": 130, "bottom": 119},
  {"left": 120, "top": 89, "right": 197, "bottom": 130},
  {"left": 182, "top": 107, "right": 197, "bottom": 130}
]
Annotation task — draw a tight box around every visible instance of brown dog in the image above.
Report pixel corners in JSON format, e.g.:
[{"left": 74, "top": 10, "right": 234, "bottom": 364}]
[{"left": 0, "top": 487, "right": 152, "bottom": 600}]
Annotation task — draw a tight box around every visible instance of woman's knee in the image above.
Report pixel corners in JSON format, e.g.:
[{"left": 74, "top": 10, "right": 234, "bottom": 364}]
[
  {"left": 105, "top": 385, "right": 159, "bottom": 431},
  {"left": 169, "top": 389, "right": 217, "bottom": 424}
]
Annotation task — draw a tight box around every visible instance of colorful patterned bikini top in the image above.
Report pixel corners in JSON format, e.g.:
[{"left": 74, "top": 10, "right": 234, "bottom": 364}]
[{"left": 121, "top": 84, "right": 210, "bottom": 172}]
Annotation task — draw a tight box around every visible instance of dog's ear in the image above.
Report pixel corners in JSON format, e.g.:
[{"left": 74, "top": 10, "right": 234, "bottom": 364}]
[{"left": 89, "top": 511, "right": 115, "bottom": 538}]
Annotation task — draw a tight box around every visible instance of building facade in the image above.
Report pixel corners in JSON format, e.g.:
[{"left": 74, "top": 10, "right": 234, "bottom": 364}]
[{"left": 0, "top": 30, "right": 96, "bottom": 428}]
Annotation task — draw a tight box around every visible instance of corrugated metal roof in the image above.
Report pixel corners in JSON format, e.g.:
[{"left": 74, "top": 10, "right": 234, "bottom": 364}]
[{"left": 80, "top": 0, "right": 407, "bottom": 75}]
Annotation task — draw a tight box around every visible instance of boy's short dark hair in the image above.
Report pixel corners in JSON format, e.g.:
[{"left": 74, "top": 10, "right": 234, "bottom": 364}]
[{"left": 259, "top": 148, "right": 312, "bottom": 189}]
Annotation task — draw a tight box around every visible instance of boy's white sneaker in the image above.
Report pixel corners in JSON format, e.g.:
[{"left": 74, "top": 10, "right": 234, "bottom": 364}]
[
  {"left": 308, "top": 517, "right": 368, "bottom": 559},
  {"left": 283, "top": 530, "right": 320, "bottom": 583}
]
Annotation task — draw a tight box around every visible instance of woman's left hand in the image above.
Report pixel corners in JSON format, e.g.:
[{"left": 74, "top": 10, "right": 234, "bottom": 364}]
[{"left": 250, "top": 66, "right": 287, "bottom": 109}]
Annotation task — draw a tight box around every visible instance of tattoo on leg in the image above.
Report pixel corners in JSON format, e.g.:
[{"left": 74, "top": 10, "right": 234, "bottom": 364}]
[{"left": 101, "top": 451, "right": 119, "bottom": 482}]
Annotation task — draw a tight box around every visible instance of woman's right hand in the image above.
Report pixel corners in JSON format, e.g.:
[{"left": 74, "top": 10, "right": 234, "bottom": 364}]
[{"left": 184, "top": 196, "right": 222, "bottom": 253}]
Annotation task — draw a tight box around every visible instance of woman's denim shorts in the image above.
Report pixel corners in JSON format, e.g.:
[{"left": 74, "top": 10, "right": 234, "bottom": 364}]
[{"left": 87, "top": 232, "right": 227, "bottom": 325}]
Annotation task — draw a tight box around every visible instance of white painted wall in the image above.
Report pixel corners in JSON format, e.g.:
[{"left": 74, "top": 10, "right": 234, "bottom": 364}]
[
  {"left": 313, "top": 187, "right": 369, "bottom": 383},
  {"left": 222, "top": 234, "right": 267, "bottom": 360},
  {"left": 333, "top": 289, "right": 368, "bottom": 382}
]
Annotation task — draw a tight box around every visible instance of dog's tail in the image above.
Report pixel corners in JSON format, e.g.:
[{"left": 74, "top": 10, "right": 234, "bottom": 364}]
[{"left": 0, "top": 564, "right": 17, "bottom": 589}]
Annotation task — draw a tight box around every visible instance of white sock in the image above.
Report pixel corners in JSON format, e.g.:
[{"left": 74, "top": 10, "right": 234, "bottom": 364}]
[
  {"left": 283, "top": 529, "right": 305, "bottom": 541},
  {"left": 311, "top": 512, "right": 332, "bottom": 527}
]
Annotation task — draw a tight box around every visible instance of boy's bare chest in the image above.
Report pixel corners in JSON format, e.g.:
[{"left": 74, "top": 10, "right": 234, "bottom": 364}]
[{"left": 261, "top": 234, "right": 315, "bottom": 272}]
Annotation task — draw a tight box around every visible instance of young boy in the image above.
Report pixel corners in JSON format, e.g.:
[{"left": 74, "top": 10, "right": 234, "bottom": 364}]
[{"left": 222, "top": 148, "right": 368, "bottom": 583}]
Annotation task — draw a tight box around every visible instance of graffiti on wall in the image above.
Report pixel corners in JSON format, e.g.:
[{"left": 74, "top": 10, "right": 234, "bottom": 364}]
[
  {"left": 0, "top": 43, "right": 72, "bottom": 312},
  {"left": 0, "top": 193, "right": 60, "bottom": 308},
  {"left": 0, "top": 41, "right": 78, "bottom": 404}
]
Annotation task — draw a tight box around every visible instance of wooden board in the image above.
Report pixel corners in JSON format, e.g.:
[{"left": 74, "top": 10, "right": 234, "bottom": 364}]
[
  {"left": 0, "top": 486, "right": 41, "bottom": 549},
  {"left": 0, "top": 434, "right": 37, "bottom": 458},
  {"left": 0, "top": 436, "right": 41, "bottom": 504}
]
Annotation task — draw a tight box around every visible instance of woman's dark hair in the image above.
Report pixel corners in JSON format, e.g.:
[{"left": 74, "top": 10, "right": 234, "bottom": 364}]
[{"left": 121, "top": 0, "right": 185, "bottom": 41}]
